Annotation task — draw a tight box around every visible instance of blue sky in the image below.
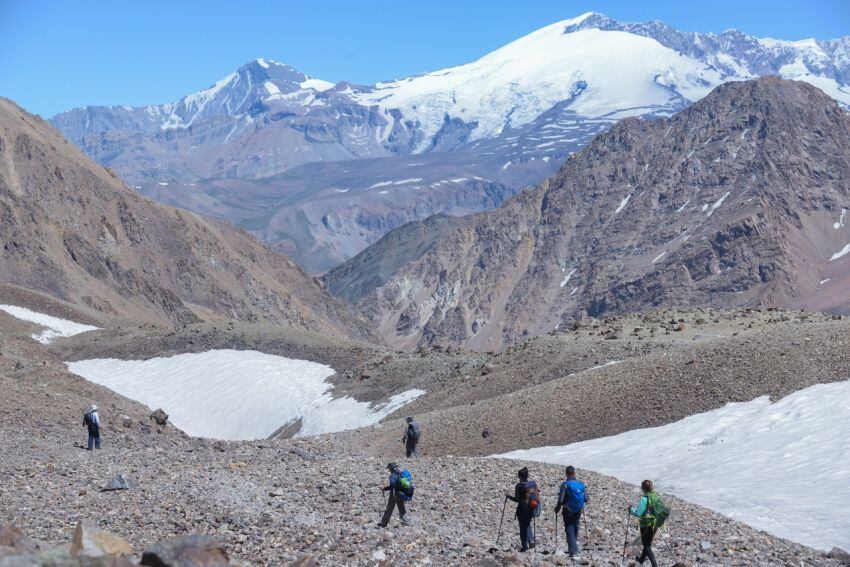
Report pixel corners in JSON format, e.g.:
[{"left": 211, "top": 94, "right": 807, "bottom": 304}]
[{"left": 1, "top": 0, "right": 848, "bottom": 117}]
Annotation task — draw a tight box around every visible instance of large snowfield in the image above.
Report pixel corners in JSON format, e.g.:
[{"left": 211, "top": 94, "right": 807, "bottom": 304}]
[
  {"left": 496, "top": 380, "right": 850, "bottom": 551},
  {"left": 0, "top": 304, "right": 99, "bottom": 344},
  {"left": 67, "top": 350, "right": 424, "bottom": 441}
]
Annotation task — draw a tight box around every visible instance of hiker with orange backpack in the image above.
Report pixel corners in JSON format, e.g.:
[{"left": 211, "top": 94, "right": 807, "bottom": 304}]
[{"left": 504, "top": 467, "right": 541, "bottom": 552}]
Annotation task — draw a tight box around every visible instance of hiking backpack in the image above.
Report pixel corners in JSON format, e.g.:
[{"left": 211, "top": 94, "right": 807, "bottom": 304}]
[
  {"left": 398, "top": 470, "right": 415, "bottom": 501},
  {"left": 83, "top": 411, "right": 99, "bottom": 436},
  {"left": 562, "top": 479, "right": 586, "bottom": 513},
  {"left": 521, "top": 481, "right": 542, "bottom": 517},
  {"left": 647, "top": 491, "right": 671, "bottom": 528},
  {"left": 411, "top": 422, "right": 421, "bottom": 441}
]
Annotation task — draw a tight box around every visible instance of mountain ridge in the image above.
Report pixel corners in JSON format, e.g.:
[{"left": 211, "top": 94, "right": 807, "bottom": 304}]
[
  {"left": 324, "top": 77, "right": 850, "bottom": 350},
  {"left": 47, "top": 14, "right": 850, "bottom": 273},
  {"left": 0, "top": 97, "right": 368, "bottom": 336}
]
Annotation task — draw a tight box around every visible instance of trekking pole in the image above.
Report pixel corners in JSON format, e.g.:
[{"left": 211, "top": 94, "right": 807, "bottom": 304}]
[
  {"left": 620, "top": 511, "right": 631, "bottom": 566},
  {"left": 583, "top": 505, "right": 590, "bottom": 545},
  {"left": 553, "top": 512, "right": 558, "bottom": 554},
  {"left": 661, "top": 527, "right": 680, "bottom": 563},
  {"left": 495, "top": 495, "right": 508, "bottom": 546},
  {"left": 533, "top": 515, "right": 537, "bottom": 553}
]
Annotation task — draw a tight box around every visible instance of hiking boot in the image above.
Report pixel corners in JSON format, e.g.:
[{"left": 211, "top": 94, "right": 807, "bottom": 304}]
[
  {"left": 376, "top": 523, "right": 388, "bottom": 528},
  {"left": 400, "top": 516, "right": 412, "bottom": 526}
]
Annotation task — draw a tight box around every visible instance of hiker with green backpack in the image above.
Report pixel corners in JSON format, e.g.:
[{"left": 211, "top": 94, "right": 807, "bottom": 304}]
[
  {"left": 628, "top": 479, "right": 670, "bottom": 567},
  {"left": 504, "top": 467, "right": 541, "bottom": 552},
  {"left": 378, "top": 462, "right": 414, "bottom": 528}
]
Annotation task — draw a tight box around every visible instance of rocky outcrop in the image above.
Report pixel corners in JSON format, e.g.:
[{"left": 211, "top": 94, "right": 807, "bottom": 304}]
[
  {"left": 327, "top": 78, "right": 850, "bottom": 350},
  {"left": 0, "top": 98, "right": 368, "bottom": 337},
  {"left": 140, "top": 535, "right": 229, "bottom": 566}
]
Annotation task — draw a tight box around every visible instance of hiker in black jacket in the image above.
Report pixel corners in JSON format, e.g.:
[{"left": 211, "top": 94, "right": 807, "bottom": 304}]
[
  {"left": 402, "top": 416, "right": 420, "bottom": 457},
  {"left": 505, "top": 467, "right": 539, "bottom": 552}
]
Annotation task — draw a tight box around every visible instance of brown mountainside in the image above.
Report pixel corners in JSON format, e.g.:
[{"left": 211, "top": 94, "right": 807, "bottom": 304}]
[
  {"left": 325, "top": 78, "right": 850, "bottom": 350},
  {"left": 0, "top": 98, "right": 367, "bottom": 336}
]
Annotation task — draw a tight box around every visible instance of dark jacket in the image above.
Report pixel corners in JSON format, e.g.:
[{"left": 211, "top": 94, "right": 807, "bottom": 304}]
[
  {"left": 556, "top": 477, "right": 589, "bottom": 514},
  {"left": 507, "top": 480, "right": 537, "bottom": 518},
  {"left": 383, "top": 469, "right": 402, "bottom": 494},
  {"left": 404, "top": 422, "right": 420, "bottom": 444},
  {"left": 83, "top": 411, "right": 100, "bottom": 436}
]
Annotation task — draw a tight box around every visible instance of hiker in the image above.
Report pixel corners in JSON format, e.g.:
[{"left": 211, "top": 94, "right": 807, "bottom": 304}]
[
  {"left": 402, "top": 416, "right": 420, "bottom": 457},
  {"left": 83, "top": 405, "right": 101, "bottom": 450},
  {"left": 629, "top": 480, "right": 659, "bottom": 567},
  {"left": 554, "top": 465, "right": 588, "bottom": 558},
  {"left": 379, "top": 462, "right": 413, "bottom": 527},
  {"left": 505, "top": 466, "right": 540, "bottom": 552}
]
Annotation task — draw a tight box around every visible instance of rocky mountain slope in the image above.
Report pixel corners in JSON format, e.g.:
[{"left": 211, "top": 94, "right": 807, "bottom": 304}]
[
  {"left": 0, "top": 98, "right": 366, "bottom": 335},
  {"left": 2, "top": 306, "right": 848, "bottom": 565},
  {"left": 325, "top": 78, "right": 850, "bottom": 350},
  {"left": 49, "top": 13, "right": 850, "bottom": 270}
]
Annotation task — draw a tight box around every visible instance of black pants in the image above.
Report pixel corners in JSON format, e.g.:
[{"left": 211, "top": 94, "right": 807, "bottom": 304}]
[
  {"left": 517, "top": 513, "right": 534, "bottom": 551},
  {"left": 405, "top": 440, "right": 418, "bottom": 457},
  {"left": 639, "top": 525, "right": 658, "bottom": 567},
  {"left": 380, "top": 491, "right": 407, "bottom": 526}
]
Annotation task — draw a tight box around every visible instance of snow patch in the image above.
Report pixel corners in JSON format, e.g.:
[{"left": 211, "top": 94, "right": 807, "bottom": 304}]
[
  {"left": 300, "top": 78, "right": 335, "bottom": 92},
  {"left": 835, "top": 208, "right": 847, "bottom": 230},
  {"left": 614, "top": 194, "right": 631, "bottom": 214},
  {"left": 567, "top": 360, "right": 623, "bottom": 376},
  {"left": 651, "top": 251, "right": 666, "bottom": 264},
  {"left": 66, "top": 350, "right": 424, "bottom": 441},
  {"left": 830, "top": 242, "right": 850, "bottom": 261},
  {"left": 560, "top": 268, "right": 576, "bottom": 288},
  {"left": 706, "top": 191, "right": 731, "bottom": 217},
  {"left": 0, "top": 304, "right": 98, "bottom": 344},
  {"left": 494, "top": 380, "right": 850, "bottom": 551}
]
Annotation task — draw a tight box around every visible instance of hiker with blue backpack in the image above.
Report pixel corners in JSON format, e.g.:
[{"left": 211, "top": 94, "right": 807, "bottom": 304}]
[
  {"left": 628, "top": 479, "right": 670, "bottom": 567},
  {"left": 378, "top": 462, "right": 414, "bottom": 527},
  {"left": 402, "top": 416, "right": 420, "bottom": 457},
  {"left": 554, "top": 465, "right": 588, "bottom": 559},
  {"left": 504, "top": 466, "right": 541, "bottom": 552}
]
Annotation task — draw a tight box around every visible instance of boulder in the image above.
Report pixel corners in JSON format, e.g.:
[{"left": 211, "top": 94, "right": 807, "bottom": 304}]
[
  {"left": 603, "top": 327, "right": 623, "bottom": 340},
  {"left": 121, "top": 415, "right": 132, "bottom": 428},
  {"left": 290, "top": 556, "right": 318, "bottom": 567},
  {"left": 150, "top": 409, "right": 169, "bottom": 426},
  {"left": 102, "top": 474, "right": 136, "bottom": 492},
  {"left": 70, "top": 520, "right": 133, "bottom": 558},
  {"left": 829, "top": 547, "right": 850, "bottom": 565},
  {"left": 141, "top": 535, "right": 229, "bottom": 566},
  {"left": 0, "top": 524, "right": 38, "bottom": 555}
]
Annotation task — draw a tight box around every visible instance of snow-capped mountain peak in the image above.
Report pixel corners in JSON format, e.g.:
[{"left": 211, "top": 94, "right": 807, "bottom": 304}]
[{"left": 158, "top": 58, "right": 336, "bottom": 130}]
